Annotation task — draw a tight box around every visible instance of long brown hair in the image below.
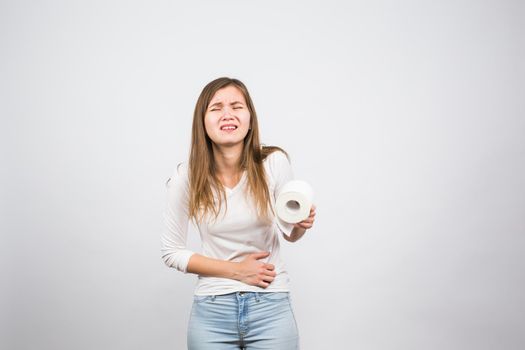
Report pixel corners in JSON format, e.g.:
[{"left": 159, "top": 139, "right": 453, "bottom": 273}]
[{"left": 188, "top": 77, "right": 287, "bottom": 224}]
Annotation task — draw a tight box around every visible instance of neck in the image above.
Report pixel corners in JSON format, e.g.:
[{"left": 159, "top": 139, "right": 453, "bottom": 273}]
[{"left": 212, "top": 143, "right": 244, "bottom": 177}]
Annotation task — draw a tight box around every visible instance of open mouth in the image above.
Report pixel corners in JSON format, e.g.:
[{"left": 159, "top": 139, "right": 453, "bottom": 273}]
[{"left": 220, "top": 125, "right": 238, "bottom": 131}]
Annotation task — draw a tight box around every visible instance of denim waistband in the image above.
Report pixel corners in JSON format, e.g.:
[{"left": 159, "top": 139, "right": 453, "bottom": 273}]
[{"left": 197, "top": 291, "right": 289, "bottom": 303}]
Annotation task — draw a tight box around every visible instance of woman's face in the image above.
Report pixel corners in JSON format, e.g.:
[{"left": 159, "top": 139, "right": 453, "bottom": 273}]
[{"left": 204, "top": 85, "right": 251, "bottom": 148}]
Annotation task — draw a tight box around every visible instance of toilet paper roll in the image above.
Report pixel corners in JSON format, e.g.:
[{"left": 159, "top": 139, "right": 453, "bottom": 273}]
[{"left": 276, "top": 180, "right": 314, "bottom": 224}]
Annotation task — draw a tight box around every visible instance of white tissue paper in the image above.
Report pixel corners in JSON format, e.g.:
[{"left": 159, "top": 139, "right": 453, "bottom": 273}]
[{"left": 276, "top": 180, "right": 314, "bottom": 224}]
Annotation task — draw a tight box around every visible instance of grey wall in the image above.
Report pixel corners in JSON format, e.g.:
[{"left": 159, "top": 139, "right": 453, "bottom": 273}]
[{"left": 2, "top": 0, "right": 524, "bottom": 349}]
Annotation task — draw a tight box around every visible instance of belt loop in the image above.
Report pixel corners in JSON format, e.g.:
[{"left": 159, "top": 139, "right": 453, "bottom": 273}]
[
  {"left": 255, "top": 292, "right": 260, "bottom": 302},
  {"left": 211, "top": 295, "right": 216, "bottom": 302}
]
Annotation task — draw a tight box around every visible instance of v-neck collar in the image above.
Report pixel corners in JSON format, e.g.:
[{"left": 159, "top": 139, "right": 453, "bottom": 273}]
[{"left": 224, "top": 170, "right": 247, "bottom": 195}]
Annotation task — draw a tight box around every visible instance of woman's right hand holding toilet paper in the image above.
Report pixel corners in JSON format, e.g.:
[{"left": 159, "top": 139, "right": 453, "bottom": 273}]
[
  {"left": 293, "top": 205, "right": 316, "bottom": 230},
  {"left": 275, "top": 180, "right": 316, "bottom": 242},
  {"left": 281, "top": 205, "right": 316, "bottom": 242}
]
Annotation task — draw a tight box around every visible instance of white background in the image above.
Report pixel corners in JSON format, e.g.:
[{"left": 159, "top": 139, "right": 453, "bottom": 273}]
[{"left": 2, "top": 0, "right": 524, "bottom": 349}]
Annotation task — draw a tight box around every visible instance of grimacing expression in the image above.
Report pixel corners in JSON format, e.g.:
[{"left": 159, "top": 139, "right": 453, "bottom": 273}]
[{"left": 204, "top": 85, "right": 251, "bottom": 147}]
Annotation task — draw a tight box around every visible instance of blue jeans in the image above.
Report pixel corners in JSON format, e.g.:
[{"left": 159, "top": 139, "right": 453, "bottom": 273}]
[{"left": 187, "top": 291, "right": 300, "bottom": 349}]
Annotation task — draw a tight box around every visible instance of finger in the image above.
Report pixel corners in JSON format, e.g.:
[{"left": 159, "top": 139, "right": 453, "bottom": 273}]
[
  {"left": 262, "top": 274, "right": 275, "bottom": 282},
  {"left": 265, "top": 263, "right": 275, "bottom": 271},
  {"left": 299, "top": 218, "right": 314, "bottom": 225},
  {"left": 294, "top": 221, "right": 311, "bottom": 229},
  {"left": 298, "top": 222, "right": 313, "bottom": 229},
  {"left": 259, "top": 281, "right": 269, "bottom": 288},
  {"left": 252, "top": 251, "right": 271, "bottom": 260},
  {"left": 262, "top": 277, "right": 274, "bottom": 285},
  {"left": 263, "top": 269, "right": 276, "bottom": 277}
]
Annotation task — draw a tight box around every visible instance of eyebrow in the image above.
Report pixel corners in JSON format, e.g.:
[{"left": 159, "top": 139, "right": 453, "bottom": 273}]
[{"left": 208, "top": 101, "right": 245, "bottom": 109}]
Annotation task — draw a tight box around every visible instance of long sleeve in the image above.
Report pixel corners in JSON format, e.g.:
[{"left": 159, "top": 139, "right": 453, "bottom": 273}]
[
  {"left": 267, "top": 151, "right": 295, "bottom": 237},
  {"left": 161, "top": 162, "right": 195, "bottom": 273}
]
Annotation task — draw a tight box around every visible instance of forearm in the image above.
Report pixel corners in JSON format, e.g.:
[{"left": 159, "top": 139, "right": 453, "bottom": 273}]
[{"left": 186, "top": 253, "right": 240, "bottom": 280}]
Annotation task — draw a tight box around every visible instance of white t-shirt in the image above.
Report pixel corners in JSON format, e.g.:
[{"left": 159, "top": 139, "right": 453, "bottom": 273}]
[{"left": 161, "top": 150, "right": 295, "bottom": 296}]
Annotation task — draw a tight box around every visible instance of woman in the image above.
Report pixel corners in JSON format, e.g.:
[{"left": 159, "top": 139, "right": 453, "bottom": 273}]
[{"left": 162, "top": 77, "right": 316, "bottom": 349}]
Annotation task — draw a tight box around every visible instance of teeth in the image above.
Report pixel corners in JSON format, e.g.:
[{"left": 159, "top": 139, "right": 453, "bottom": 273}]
[{"left": 221, "top": 126, "right": 237, "bottom": 130}]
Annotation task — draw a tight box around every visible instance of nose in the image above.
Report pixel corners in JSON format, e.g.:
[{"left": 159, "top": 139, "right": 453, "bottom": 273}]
[{"left": 221, "top": 106, "right": 234, "bottom": 119}]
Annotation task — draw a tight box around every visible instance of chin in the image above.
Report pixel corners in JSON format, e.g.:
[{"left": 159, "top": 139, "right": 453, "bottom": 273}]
[
  {"left": 218, "top": 141, "right": 244, "bottom": 147},
  {"left": 213, "top": 134, "right": 249, "bottom": 147}
]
